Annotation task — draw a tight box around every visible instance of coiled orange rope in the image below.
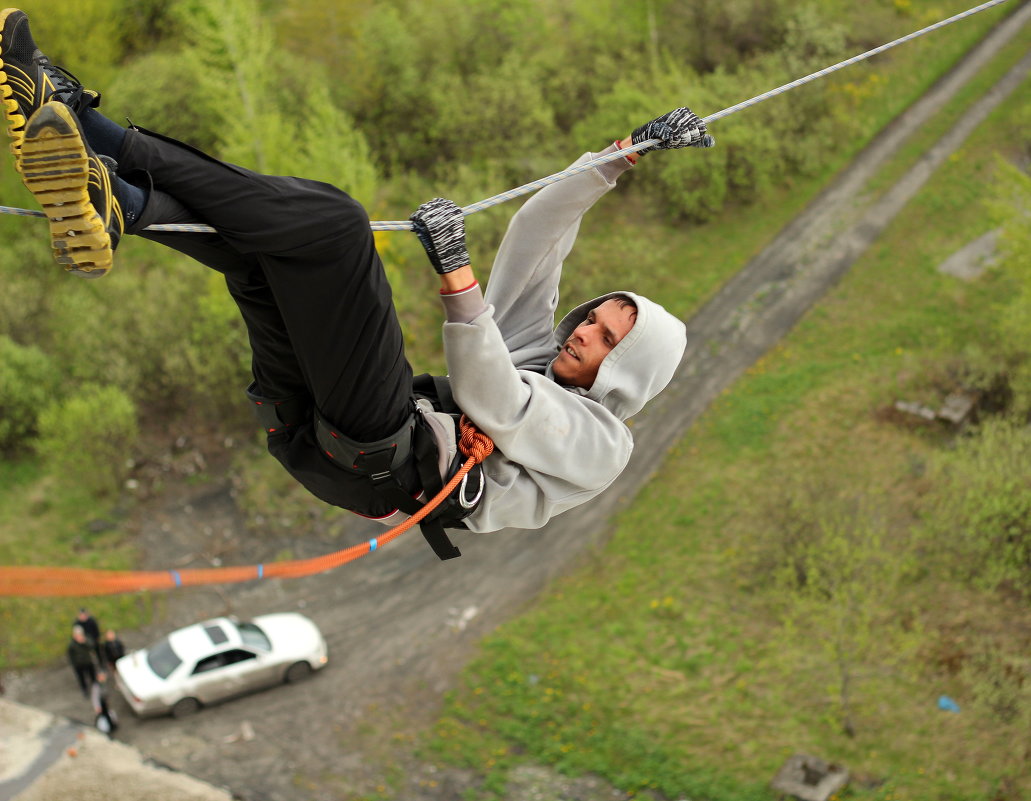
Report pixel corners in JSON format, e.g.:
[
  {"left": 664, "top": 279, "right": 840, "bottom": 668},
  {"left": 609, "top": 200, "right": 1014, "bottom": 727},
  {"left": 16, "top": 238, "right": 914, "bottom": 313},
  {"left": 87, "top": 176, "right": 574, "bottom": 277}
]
[{"left": 0, "top": 417, "right": 494, "bottom": 597}]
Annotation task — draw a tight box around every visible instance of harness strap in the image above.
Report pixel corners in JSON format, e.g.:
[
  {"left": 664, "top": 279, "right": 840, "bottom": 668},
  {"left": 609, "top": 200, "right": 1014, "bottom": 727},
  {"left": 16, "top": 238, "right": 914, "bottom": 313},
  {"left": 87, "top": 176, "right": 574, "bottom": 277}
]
[
  {"left": 246, "top": 382, "right": 310, "bottom": 433},
  {"left": 314, "top": 410, "right": 463, "bottom": 560},
  {"left": 412, "top": 420, "right": 462, "bottom": 560}
]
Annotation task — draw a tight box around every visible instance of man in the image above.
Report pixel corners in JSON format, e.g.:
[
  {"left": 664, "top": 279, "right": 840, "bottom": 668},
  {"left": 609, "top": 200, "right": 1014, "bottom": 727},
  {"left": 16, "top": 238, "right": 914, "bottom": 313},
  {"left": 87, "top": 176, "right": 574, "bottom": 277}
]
[
  {"left": 101, "top": 629, "right": 126, "bottom": 672},
  {"left": 1, "top": 8, "right": 712, "bottom": 557},
  {"left": 74, "top": 608, "right": 100, "bottom": 643},
  {"left": 74, "top": 607, "right": 102, "bottom": 662},
  {"left": 66, "top": 625, "right": 98, "bottom": 697},
  {"left": 89, "top": 670, "right": 118, "bottom": 736}
]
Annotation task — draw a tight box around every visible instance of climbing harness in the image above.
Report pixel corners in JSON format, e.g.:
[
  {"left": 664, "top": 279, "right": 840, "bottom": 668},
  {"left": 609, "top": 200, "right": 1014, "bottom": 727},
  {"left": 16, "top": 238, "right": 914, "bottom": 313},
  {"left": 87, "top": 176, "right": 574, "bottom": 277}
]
[
  {"left": 0, "top": 0, "right": 1013, "bottom": 596},
  {"left": 248, "top": 375, "right": 482, "bottom": 561},
  {"left": 0, "top": 0, "right": 1013, "bottom": 231}
]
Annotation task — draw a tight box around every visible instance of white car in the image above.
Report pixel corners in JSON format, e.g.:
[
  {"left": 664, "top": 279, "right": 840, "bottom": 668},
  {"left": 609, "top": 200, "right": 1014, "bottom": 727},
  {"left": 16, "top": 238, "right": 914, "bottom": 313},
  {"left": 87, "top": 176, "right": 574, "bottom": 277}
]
[{"left": 115, "top": 614, "right": 328, "bottom": 718}]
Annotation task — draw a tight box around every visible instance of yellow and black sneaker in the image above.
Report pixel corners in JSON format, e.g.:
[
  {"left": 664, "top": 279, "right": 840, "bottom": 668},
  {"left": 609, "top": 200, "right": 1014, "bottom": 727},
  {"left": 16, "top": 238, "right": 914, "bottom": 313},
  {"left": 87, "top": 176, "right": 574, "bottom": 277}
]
[
  {"left": 0, "top": 8, "right": 100, "bottom": 164},
  {"left": 20, "top": 101, "right": 123, "bottom": 278}
]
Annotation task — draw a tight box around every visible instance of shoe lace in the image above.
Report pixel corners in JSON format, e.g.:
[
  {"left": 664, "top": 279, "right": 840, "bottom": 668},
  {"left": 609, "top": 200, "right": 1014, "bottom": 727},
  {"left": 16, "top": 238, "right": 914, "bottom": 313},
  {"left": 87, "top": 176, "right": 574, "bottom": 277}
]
[{"left": 41, "top": 61, "right": 97, "bottom": 113}]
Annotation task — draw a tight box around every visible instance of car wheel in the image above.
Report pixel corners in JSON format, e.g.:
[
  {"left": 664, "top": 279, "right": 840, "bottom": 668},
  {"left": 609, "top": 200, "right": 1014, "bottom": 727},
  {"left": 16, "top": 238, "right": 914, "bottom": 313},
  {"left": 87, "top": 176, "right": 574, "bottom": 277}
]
[
  {"left": 285, "top": 661, "right": 312, "bottom": 684},
  {"left": 171, "top": 697, "right": 201, "bottom": 718}
]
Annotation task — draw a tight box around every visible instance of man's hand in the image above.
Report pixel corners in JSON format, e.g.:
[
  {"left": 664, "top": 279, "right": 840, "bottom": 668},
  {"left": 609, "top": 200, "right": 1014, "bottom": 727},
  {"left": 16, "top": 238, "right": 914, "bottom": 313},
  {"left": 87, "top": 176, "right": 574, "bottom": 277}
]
[
  {"left": 631, "top": 106, "right": 715, "bottom": 155},
  {"left": 410, "top": 198, "right": 470, "bottom": 275}
]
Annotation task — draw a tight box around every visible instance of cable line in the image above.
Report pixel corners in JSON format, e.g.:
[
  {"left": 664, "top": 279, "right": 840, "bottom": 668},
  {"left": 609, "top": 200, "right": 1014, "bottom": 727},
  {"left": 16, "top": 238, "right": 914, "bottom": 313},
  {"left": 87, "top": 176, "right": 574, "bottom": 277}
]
[{"left": 0, "top": 0, "right": 1012, "bottom": 232}]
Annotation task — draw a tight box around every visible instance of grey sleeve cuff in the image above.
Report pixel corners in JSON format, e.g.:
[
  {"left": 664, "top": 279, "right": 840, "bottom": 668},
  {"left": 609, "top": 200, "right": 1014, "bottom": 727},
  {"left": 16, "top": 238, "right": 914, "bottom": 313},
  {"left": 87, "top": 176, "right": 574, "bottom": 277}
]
[
  {"left": 591, "top": 142, "right": 636, "bottom": 183},
  {"left": 439, "top": 281, "right": 488, "bottom": 323}
]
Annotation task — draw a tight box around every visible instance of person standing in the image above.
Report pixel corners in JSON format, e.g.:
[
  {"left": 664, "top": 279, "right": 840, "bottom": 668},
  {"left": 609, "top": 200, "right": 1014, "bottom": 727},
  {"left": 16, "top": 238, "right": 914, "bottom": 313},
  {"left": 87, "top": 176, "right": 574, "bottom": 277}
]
[
  {"left": 90, "top": 671, "right": 118, "bottom": 736},
  {"left": 101, "top": 630, "right": 126, "bottom": 673},
  {"left": 75, "top": 608, "right": 103, "bottom": 663},
  {"left": 67, "top": 626, "right": 98, "bottom": 697}
]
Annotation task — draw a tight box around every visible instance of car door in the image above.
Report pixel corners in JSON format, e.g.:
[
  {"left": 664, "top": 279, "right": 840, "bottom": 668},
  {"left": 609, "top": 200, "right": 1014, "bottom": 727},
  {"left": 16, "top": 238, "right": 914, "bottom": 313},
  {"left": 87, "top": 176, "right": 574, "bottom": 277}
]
[
  {"left": 218, "top": 647, "right": 281, "bottom": 694},
  {"left": 185, "top": 649, "right": 256, "bottom": 704}
]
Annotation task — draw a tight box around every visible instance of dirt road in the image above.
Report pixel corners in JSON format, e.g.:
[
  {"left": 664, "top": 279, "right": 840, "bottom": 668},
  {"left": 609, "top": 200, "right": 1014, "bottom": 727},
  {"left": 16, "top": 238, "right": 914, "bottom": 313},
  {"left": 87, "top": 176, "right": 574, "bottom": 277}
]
[{"left": 6, "top": 6, "right": 1031, "bottom": 799}]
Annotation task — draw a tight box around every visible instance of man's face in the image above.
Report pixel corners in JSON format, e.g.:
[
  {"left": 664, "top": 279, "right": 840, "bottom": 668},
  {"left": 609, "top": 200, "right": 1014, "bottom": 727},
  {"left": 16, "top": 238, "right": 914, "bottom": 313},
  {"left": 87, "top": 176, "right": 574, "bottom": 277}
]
[{"left": 552, "top": 298, "right": 637, "bottom": 389}]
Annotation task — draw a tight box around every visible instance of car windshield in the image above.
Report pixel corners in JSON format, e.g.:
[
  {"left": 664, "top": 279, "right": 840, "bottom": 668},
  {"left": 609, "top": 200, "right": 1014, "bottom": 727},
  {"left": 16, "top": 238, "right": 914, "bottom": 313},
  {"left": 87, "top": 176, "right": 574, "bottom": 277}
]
[
  {"left": 236, "top": 621, "right": 272, "bottom": 652},
  {"left": 146, "top": 637, "right": 183, "bottom": 679}
]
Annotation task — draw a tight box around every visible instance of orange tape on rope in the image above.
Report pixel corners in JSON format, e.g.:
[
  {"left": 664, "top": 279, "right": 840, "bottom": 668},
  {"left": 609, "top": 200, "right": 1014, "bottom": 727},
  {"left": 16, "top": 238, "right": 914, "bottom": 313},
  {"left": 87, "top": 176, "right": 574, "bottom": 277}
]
[{"left": 0, "top": 417, "right": 494, "bottom": 597}]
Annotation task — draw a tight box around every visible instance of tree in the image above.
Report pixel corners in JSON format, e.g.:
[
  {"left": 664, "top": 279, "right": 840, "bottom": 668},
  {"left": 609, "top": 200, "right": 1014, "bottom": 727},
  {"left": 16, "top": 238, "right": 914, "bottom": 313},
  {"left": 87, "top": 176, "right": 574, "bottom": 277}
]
[{"left": 35, "top": 384, "right": 138, "bottom": 497}]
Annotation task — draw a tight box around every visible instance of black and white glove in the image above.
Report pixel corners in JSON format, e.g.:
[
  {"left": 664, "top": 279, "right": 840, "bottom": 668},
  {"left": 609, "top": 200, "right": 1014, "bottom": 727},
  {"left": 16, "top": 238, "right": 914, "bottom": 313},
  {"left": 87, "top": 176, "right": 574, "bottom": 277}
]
[
  {"left": 631, "top": 106, "right": 715, "bottom": 155},
  {"left": 409, "top": 198, "right": 470, "bottom": 275}
]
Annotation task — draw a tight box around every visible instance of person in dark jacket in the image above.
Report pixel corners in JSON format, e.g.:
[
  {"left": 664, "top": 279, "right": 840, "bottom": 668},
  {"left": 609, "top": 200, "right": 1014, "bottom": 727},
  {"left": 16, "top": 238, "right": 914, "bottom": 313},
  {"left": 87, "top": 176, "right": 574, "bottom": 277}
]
[
  {"left": 101, "top": 629, "right": 126, "bottom": 672},
  {"left": 67, "top": 626, "right": 98, "bottom": 697},
  {"left": 75, "top": 607, "right": 103, "bottom": 662}
]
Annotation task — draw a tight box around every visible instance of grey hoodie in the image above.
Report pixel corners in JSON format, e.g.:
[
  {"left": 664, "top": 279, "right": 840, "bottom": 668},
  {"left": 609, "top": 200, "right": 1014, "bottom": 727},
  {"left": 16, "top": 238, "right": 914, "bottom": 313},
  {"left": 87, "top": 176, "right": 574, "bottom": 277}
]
[{"left": 438, "top": 149, "right": 687, "bottom": 533}]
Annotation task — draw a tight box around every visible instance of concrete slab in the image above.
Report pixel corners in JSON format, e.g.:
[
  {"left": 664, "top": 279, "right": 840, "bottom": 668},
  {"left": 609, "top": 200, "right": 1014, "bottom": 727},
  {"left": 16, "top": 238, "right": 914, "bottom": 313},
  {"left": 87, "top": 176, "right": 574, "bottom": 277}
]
[{"left": 0, "top": 699, "right": 233, "bottom": 801}]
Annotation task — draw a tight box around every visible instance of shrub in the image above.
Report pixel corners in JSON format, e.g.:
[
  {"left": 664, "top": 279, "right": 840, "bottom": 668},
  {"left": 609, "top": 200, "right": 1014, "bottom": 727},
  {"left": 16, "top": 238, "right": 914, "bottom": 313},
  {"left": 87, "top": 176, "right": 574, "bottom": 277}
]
[
  {"left": 35, "top": 384, "right": 139, "bottom": 497},
  {"left": 920, "top": 418, "right": 1031, "bottom": 596},
  {"left": 0, "top": 336, "right": 61, "bottom": 452}
]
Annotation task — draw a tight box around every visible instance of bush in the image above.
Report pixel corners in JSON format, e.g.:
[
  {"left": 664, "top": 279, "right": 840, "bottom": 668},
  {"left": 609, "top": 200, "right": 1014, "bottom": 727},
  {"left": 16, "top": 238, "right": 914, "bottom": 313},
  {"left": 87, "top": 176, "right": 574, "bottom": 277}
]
[
  {"left": 0, "top": 336, "right": 61, "bottom": 452},
  {"left": 920, "top": 418, "right": 1031, "bottom": 596},
  {"left": 35, "top": 384, "right": 139, "bottom": 497}
]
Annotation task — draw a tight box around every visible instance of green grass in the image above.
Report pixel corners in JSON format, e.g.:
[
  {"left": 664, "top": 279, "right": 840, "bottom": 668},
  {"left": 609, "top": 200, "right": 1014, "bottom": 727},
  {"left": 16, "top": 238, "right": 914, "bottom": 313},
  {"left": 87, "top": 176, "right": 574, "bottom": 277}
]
[
  {"left": 421, "top": 29, "right": 1031, "bottom": 801},
  {"left": 0, "top": 459, "right": 152, "bottom": 668},
  {"left": 864, "top": 17, "right": 1031, "bottom": 199}
]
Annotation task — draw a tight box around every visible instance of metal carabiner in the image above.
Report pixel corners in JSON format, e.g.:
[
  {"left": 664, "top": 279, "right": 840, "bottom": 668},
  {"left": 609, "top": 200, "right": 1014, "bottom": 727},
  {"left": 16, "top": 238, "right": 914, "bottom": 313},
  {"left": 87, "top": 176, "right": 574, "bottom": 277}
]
[{"left": 458, "top": 466, "right": 484, "bottom": 510}]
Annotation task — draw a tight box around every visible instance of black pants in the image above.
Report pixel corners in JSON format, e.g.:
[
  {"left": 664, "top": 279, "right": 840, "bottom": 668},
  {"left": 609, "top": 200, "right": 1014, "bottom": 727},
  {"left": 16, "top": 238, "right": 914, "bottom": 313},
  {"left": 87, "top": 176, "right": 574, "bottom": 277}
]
[
  {"left": 117, "top": 129, "right": 419, "bottom": 516},
  {"left": 72, "top": 663, "right": 96, "bottom": 697}
]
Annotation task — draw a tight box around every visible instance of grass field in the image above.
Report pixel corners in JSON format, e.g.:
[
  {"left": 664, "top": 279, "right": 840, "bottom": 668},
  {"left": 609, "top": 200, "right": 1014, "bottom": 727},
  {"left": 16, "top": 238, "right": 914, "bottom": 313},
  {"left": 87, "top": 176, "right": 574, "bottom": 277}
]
[{"left": 421, "top": 23, "right": 1031, "bottom": 801}]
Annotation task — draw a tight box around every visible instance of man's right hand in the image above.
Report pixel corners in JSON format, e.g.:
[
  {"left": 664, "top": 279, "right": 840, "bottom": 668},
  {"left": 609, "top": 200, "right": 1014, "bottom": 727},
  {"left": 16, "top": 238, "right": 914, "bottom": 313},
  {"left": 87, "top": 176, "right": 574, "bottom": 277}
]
[{"left": 410, "top": 198, "right": 471, "bottom": 275}]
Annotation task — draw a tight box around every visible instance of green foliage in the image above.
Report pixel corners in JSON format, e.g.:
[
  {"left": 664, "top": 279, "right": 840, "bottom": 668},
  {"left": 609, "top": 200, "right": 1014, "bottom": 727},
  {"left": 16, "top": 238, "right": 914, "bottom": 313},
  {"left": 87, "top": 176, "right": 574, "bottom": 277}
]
[
  {"left": 988, "top": 162, "right": 1031, "bottom": 413},
  {"left": 35, "top": 384, "right": 139, "bottom": 497},
  {"left": 962, "top": 645, "right": 1031, "bottom": 729},
  {"left": 173, "top": 0, "right": 380, "bottom": 201},
  {"left": 104, "top": 50, "right": 225, "bottom": 151},
  {"left": 163, "top": 270, "right": 251, "bottom": 420},
  {"left": 0, "top": 335, "right": 60, "bottom": 452},
  {"left": 919, "top": 418, "right": 1031, "bottom": 596}
]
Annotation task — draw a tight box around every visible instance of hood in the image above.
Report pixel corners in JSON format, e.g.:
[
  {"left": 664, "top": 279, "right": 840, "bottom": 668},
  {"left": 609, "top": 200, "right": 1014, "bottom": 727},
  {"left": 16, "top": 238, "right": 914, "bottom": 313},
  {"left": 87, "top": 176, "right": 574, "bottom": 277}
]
[{"left": 548, "top": 291, "right": 686, "bottom": 420}]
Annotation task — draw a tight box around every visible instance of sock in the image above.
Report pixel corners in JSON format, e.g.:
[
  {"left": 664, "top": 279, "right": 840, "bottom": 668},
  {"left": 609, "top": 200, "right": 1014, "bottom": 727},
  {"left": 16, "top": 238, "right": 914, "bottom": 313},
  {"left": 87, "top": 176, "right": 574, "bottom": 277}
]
[
  {"left": 80, "top": 106, "right": 126, "bottom": 160},
  {"left": 114, "top": 174, "right": 147, "bottom": 228}
]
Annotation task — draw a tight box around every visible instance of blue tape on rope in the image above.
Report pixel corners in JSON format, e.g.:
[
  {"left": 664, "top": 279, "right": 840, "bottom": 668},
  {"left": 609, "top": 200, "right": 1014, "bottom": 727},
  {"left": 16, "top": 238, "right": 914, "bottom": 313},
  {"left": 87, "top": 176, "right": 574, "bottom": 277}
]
[
  {"left": 257, "top": 564, "right": 264, "bottom": 578},
  {"left": 369, "top": 538, "right": 378, "bottom": 552},
  {"left": 170, "top": 570, "right": 182, "bottom": 587}
]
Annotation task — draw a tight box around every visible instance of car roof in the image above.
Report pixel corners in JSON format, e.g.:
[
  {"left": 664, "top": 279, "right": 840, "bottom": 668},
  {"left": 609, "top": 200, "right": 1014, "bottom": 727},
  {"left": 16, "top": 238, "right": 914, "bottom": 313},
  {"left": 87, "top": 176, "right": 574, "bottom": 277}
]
[{"left": 166, "top": 617, "right": 242, "bottom": 660}]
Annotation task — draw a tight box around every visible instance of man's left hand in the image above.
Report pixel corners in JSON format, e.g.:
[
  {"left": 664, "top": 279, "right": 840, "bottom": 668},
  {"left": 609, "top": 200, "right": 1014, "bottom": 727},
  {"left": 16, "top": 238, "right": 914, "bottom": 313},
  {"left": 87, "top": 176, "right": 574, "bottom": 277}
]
[{"left": 631, "top": 106, "right": 715, "bottom": 155}]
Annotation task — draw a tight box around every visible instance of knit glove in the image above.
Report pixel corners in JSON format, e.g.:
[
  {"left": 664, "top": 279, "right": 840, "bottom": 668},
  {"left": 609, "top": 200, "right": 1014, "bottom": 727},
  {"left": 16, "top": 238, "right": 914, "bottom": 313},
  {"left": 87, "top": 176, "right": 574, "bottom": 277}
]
[
  {"left": 410, "top": 198, "right": 470, "bottom": 275},
  {"left": 631, "top": 106, "right": 715, "bottom": 155}
]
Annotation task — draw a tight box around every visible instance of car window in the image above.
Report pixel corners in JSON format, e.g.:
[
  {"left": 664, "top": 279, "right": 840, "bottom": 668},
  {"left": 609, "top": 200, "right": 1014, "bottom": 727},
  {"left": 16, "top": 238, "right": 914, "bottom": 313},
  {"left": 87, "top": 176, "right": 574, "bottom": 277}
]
[
  {"left": 236, "top": 621, "right": 272, "bottom": 652},
  {"left": 146, "top": 638, "right": 182, "bottom": 679},
  {"left": 222, "top": 648, "right": 258, "bottom": 665},
  {"left": 203, "top": 623, "right": 229, "bottom": 645},
  {"left": 191, "top": 649, "right": 257, "bottom": 675},
  {"left": 192, "top": 653, "right": 226, "bottom": 675}
]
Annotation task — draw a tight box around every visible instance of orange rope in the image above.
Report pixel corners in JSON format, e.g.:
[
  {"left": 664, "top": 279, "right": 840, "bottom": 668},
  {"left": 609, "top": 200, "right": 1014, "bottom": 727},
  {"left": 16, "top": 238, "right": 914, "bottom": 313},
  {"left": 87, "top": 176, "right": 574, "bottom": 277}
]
[{"left": 0, "top": 417, "right": 494, "bottom": 598}]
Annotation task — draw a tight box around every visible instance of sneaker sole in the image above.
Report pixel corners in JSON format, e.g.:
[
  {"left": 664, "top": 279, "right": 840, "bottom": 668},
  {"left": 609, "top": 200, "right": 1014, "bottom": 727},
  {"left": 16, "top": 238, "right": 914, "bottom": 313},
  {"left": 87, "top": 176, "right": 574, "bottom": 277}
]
[
  {"left": 20, "top": 103, "right": 112, "bottom": 278},
  {"left": 0, "top": 8, "right": 29, "bottom": 163}
]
